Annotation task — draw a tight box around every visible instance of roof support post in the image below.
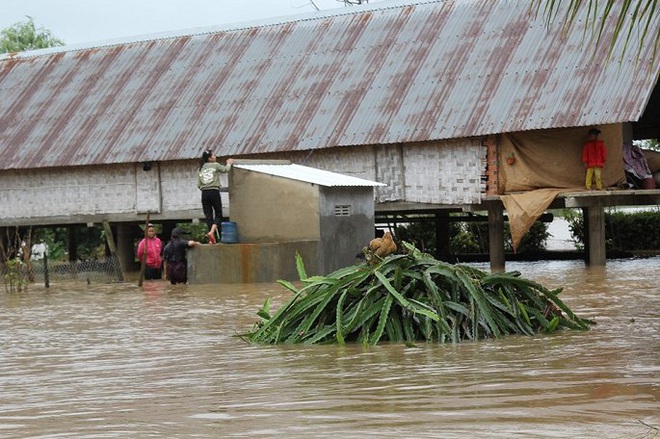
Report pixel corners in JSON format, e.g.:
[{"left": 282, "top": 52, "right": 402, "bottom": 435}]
[
  {"left": 488, "top": 204, "right": 505, "bottom": 272},
  {"left": 582, "top": 206, "right": 606, "bottom": 266},
  {"left": 435, "top": 211, "right": 450, "bottom": 262},
  {"left": 67, "top": 226, "right": 78, "bottom": 262}
]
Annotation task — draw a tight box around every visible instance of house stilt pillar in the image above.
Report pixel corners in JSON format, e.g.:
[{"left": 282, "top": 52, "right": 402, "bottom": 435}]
[
  {"left": 435, "top": 211, "right": 450, "bottom": 262},
  {"left": 114, "top": 222, "right": 133, "bottom": 277},
  {"left": 488, "top": 205, "right": 505, "bottom": 272},
  {"left": 67, "top": 226, "right": 78, "bottom": 262},
  {"left": 583, "top": 206, "right": 606, "bottom": 266}
]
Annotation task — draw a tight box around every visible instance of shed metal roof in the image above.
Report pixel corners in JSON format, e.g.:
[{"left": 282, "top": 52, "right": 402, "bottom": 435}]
[
  {"left": 234, "top": 163, "right": 386, "bottom": 187},
  {"left": 1, "top": 0, "right": 659, "bottom": 171}
]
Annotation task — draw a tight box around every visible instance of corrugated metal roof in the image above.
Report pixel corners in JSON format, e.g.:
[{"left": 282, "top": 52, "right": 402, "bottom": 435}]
[
  {"left": 234, "top": 163, "right": 386, "bottom": 187},
  {"left": 1, "top": 0, "right": 659, "bottom": 171}
]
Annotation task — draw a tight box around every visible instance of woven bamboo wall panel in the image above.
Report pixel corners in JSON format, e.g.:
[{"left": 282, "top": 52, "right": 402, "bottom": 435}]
[
  {"left": 289, "top": 147, "right": 378, "bottom": 182},
  {"left": 403, "top": 140, "right": 486, "bottom": 204},
  {"left": 159, "top": 160, "right": 221, "bottom": 213},
  {"left": 374, "top": 144, "right": 404, "bottom": 202},
  {"left": 0, "top": 162, "right": 206, "bottom": 222},
  {"left": 275, "top": 140, "right": 485, "bottom": 204},
  {"left": 0, "top": 166, "right": 137, "bottom": 219},
  {"left": 1, "top": 140, "right": 487, "bottom": 225}
]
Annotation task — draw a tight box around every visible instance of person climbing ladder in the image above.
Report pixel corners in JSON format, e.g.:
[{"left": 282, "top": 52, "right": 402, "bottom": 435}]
[{"left": 197, "top": 149, "right": 234, "bottom": 244}]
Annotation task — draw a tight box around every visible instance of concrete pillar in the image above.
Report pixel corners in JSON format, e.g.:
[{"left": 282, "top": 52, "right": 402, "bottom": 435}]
[
  {"left": 582, "top": 207, "right": 590, "bottom": 264},
  {"left": 488, "top": 205, "right": 505, "bottom": 272},
  {"left": 585, "top": 206, "right": 606, "bottom": 266}
]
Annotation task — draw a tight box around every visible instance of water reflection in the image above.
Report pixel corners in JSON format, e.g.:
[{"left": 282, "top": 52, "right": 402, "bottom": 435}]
[{"left": 1, "top": 258, "right": 658, "bottom": 438}]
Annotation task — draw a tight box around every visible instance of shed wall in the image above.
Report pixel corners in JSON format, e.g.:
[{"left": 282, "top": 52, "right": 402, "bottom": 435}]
[
  {"left": 228, "top": 168, "right": 321, "bottom": 243},
  {"left": 319, "top": 186, "right": 376, "bottom": 273}
]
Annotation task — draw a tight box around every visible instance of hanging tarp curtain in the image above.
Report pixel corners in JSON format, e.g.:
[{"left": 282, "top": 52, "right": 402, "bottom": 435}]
[
  {"left": 498, "top": 124, "right": 624, "bottom": 193},
  {"left": 496, "top": 124, "right": 625, "bottom": 251}
]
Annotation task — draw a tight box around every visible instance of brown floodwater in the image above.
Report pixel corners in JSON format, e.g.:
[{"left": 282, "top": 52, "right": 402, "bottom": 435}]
[{"left": 1, "top": 257, "right": 658, "bottom": 438}]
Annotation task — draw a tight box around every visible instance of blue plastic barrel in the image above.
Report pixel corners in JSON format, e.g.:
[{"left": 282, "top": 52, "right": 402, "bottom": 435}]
[{"left": 221, "top": 221, "right": 238, "bottom": 243}]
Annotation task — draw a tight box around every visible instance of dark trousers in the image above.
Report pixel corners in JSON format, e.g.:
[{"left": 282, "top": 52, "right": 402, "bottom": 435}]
[
  {"left": 201, "top": 189, "right": 223, "bottom": 229},
  {"left": 144, "top": 266, "right": 162, "bottom": 280},
  {"left": 166, "top": 261, "right": 187, "bottom": 284}
]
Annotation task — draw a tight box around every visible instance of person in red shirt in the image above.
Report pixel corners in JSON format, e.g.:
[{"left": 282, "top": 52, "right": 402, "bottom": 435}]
[
  {"left": 136, "top": 224, "right": 163, "bottom": 280},
  {"left": 582, "top": 128, "right": 608, "bottom": 190}
]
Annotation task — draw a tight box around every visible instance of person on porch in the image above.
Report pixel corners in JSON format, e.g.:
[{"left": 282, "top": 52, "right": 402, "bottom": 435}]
[{"left": 582, "top": 128, "right": 607, "bottom": 190}]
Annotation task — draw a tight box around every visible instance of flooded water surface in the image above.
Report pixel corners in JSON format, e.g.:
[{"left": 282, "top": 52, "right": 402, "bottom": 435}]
[{"left": 1, "top": 258, "right": 658, "bottom": 438}]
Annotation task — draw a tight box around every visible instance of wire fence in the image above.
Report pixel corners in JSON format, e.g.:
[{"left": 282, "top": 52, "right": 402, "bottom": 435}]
[{"left": 2, "top": 255, "right": 123, "bottom": 291}]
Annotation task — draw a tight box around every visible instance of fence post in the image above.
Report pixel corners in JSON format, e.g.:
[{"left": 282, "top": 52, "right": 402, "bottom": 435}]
[
  {"left": 44, "top": 252, "right": 50, "bottom": 288},
  {"left": 102, "top": 221, "right": 124, "bottom": 282}
]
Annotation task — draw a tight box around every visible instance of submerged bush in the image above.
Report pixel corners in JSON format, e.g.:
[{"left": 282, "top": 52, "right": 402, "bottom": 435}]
[
  {"left": 394, "top": 219, "right": 549, "bottom": 258},
  {"left": 567, "top": 209, "right": 660, "bottom": 252}
]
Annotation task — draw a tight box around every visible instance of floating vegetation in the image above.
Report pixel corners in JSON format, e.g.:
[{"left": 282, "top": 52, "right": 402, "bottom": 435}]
[{"left": 242, "top": 242, "right": 595, "bottom": 345}]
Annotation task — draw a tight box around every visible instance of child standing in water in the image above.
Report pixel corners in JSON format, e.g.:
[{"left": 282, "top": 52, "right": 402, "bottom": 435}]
[{"left": 582, "top": 128, "right": 607, "bottom": 190}]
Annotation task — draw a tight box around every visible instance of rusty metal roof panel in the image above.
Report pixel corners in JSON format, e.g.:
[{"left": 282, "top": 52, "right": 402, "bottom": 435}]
[
  {"left": 1, "top": 0, "right": 659, "bottom": 170},
  {"left": 234, "top": 163, "right": 386, "bottom": 187}
]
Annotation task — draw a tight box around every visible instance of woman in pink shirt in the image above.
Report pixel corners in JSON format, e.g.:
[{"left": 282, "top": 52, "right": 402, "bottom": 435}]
[{"left": 136, "top": 224, "right": 163, "bottom": 280}]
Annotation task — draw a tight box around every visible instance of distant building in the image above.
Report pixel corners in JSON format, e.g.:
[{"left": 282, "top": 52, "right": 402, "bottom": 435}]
[{"left": 30, "top": 242, "right": 48, "bottom": 261}]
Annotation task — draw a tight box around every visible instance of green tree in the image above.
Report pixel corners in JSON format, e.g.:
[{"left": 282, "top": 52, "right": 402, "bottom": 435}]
[
  {"left": 532, "top": 1, "right": 659, "bottom": 59},
  {"left": 534, "top": 2, "right": 659, "bottom": 151},
  {"left": 1, "top": 16, "right": 64, "bottom": 53},
  {"left": 639, "top": 139, "right": 660, "bottom": 151}
]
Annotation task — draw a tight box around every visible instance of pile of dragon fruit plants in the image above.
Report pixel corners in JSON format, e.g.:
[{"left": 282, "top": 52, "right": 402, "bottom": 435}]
[{"left": 242, "top": 242, "right": 595, "bottom": 345}]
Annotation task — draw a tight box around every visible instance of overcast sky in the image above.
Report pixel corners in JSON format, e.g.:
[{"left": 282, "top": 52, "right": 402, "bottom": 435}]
[{"left": 0, "top": 0, "right": 384, "bottom": 47}]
